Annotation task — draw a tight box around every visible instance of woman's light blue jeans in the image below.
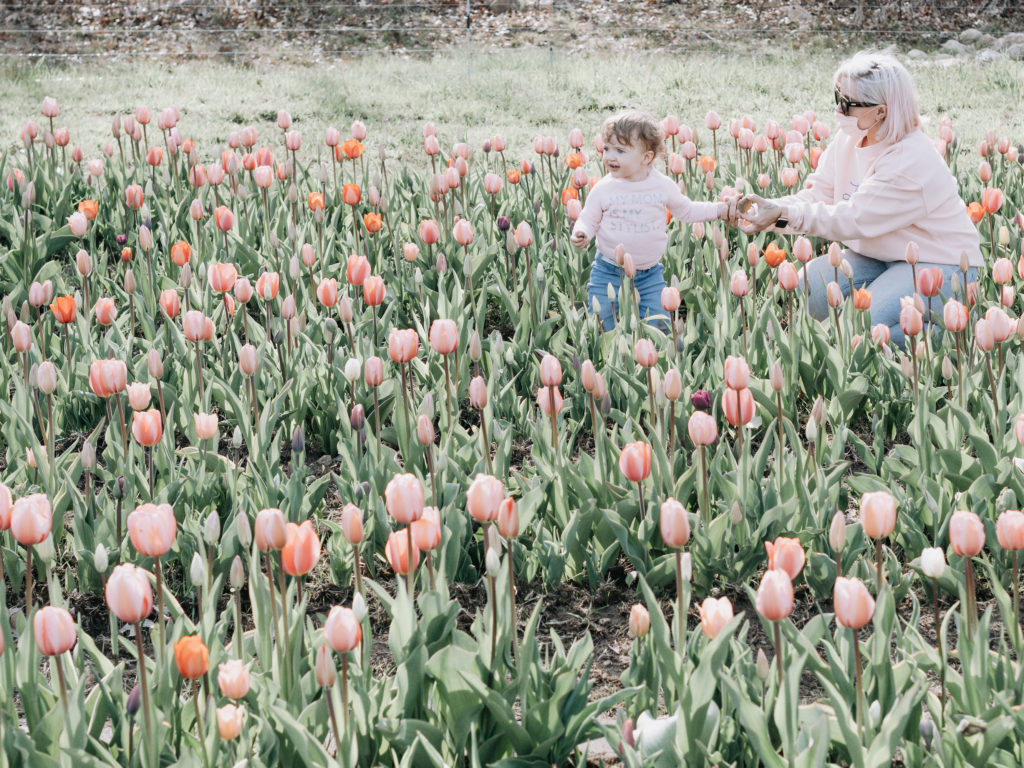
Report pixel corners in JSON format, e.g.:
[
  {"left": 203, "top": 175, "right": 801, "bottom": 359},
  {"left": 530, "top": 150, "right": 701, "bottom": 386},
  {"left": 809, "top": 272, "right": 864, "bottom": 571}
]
[
  {"left": 802, "top": 250, "right": 978, "bottom": 348},
  {"left": 587, "top": 253, "right": 668, "bottom": 332}
]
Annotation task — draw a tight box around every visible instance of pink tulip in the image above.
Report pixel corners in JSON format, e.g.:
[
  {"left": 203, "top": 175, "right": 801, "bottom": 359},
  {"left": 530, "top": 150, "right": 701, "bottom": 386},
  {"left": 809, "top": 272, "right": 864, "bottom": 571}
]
[
  {"left": 324, "top": 606, "right": 361, "bottom": 653},
  {"left": 385, "top": 473, "right": 424, "bottom": 524},
  {"left": 765, "top": 537, "right": 805, "bottom": 579},
  {"left": 860, "top": 491, "right": 897, "bottom": 538},
  {"left": 699, "top": 597, "right": 733, "bottom": 638},
  {"left": 949, "top": 510, "right": 985, "bottom": 557},
  {"left": 106, "top": 563, "right": 153, "bottom": 624},
  {"left": 33, "top": 606, "right": 77, "bottom": 656},
  {"left": 755, "top": 569, "right": 794, "bottom": 621},
  {"left": 659, "top": 498, "right": 690, "bottom": 548},
  {"left": 687, "top": 411, "right": 717, "bottom": 445},
  {"left": 127, "top": 503, "right": 177, "bottom": 558},
  {"left": 466, "top": 474, "right": 505, "bottom": 523},
  {"left": 833, "top": 577, "right": 875, "bottom": 629},
  {"left": 10, "top": 493, "right": 52, "bottom": 546}
]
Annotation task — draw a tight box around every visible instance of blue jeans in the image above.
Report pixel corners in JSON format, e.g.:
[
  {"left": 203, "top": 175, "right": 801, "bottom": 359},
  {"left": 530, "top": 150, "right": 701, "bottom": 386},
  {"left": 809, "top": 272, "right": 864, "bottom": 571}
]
[
  {"left": 587, "top": 254, "right": 668, "bottom": 331},
  {"left": 802, "top": 250, "right": 978, "bottom": 349}
]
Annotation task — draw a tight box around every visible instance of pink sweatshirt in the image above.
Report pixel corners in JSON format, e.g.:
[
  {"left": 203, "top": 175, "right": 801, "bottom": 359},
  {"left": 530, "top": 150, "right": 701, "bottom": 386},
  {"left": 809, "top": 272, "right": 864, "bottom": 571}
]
[
  {"left": 780, "top": 129, "right": 982, "bottom": 267},
  {"left": 572, "top": 169, "right": 722, "bottom": 270}
]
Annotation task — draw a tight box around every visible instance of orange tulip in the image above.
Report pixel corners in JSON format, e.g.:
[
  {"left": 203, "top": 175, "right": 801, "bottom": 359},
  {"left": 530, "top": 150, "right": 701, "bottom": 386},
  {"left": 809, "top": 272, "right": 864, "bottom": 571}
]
[
  {"left": 982, "top": 186, "right": 1004, "bottom": 214},
  {"left": 966, "top": 201, "right": 984, "bottom": 224},
  {"left": 763, "top": 243, "right": 787, "bottom": 268},
  {"left": 105, "top": 563, "right": 153, "bottom": 624},
  {"left": 174, "top": 635, "right": 210, "bottom": 679},
  {"left": 386, "top": 528, "right": 420, "bottom": 575},
  {"left": 466, "top": 474, "right": 504, "bottom": 523},
  {"left": 77, "top": 199, "right": 98, "bottom": 220},
  {"left": 324, "top": 606, "right": 361, "bottom": 653},
  {"left": 507, "top": 169, "right": 520, "bottom": 184},
  {"left": 497, "top": 498, "right": 519, "bottom": 538},
  {"left": 949, "top": 510, "right": 985, "bottom": 557},
  {"left": 214, "top": 205, "right": 235, "bottom": 232},
  {"left": 833, "top": 577, "right": 875, "bottom": 629},
  {"left": 49, "top": 295, "right": 76, "bottom": 324},
  {"left": 659, "top": 498, "right": 690, "bottom": 548},
  {"left": 764, "top": 537, "right": 805, "bottom": 579},
  {"left": 170, "top": 240, "right": 191, "bottom": 267},
  {"left": 342, "top": 183, "right": 361, "bottom": 205},
  {"left": 755, "top": 569, "right": 794, "bottom": 621},
  {"left": 128, "top": 502, "right": 176, "bottom": 558},
  {"left": 699, "top": 597, "right": 733, "bottom": 639},
  {"left": 131, "top": 408, "right": 163, "bottom": 447},
  {"left": 308, "top": 192, "right": 325, "bottom": 212},
  {"left": 34, "top": 606, "right": 77, "bottom": 656},
  {"left": 618, "top": 441, "right": 652, "bottom": 483},
  {"left": 363, "top": 212, "right": 383, "bottom": 234},
  {"left": 341, "top": 139, "right": 363, "bottom": 159}
]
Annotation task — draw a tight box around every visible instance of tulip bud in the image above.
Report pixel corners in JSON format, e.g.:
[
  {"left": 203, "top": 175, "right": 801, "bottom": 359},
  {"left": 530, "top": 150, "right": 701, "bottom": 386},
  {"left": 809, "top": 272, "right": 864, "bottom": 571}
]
[
  {"left": 237, "top": 513, "right": 252, "bottom": 548},
  {"left": 919, "top": 716, "right": 935, "bottom": 752},
  {"left": 469, "top": 331, "right": 482, "bottom": 361},
  {"left": 315, "top": 644, "right": 336, "bottom": 688},
  {"left": 126, "top": 686, "right": 142, "bottom": 718},
  {"left": 190, "top": 552, "right": 206, "bottom": 587},
  {"left": 840, "top": 259, "right": 853, "bottom": 279},
  {"left": 941, "top": 356, "right": 954, "bottom": 379},
  {"left": 229, "top": 556, "right": 245, "bottom": 590},
  {"left": 292, "top": 426, "right": 305, "bottom": 455},
  {"left": 353, "top": 591, "right": 368, "bottom": 621},
  {"left": 680, "top": 552, "right": 692, "bottom": 581},
  {"left": 81, "top": 439, "right": 96, "bottom": 471},
  {"left": 232, "top": 426, "right": 243, "bottom": 449},
  {"left": 960, "top": 251, "right": 970, "bottom": 273},
  {"left": 350, "top": 404, "right": 365, "bottom": 431},
  {"left": 485, "top": 547, "right": 501, "bottom": 578},
  {"left": 94, "top": 544, "right": 108, "bottom": 574},
  {"left": 204, "top": 511, "right": 221, "bottom": 546},
  {"left": 920, "top": 547, "right": 945, "bottom": 579},
  {"left": 806, "top": 418, "right": 818, "bottom": 443},
  {"left": 344, "top": 358, "right": 361, "bottom": 383},
  {"left": 829, "top": 511, "right": 846, "bottom": 552},
  {"left": 769, "top": 362, "right": 783, "bottom": 392},
  {"left": 756, "top": 648, "right": 770, "bottom": 681},
  {"left": 901, "top": 355, "right": 913, "bottom": 378},
  {"left": 417, "top": 415, "right": 434, "bottom": 446},
  {"left": 730, "top": 502, "right": 743, "bottom": 525}
]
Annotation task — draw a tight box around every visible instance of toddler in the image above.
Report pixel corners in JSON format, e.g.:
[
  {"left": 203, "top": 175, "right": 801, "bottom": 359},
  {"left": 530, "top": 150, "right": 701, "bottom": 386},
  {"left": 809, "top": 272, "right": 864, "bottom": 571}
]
[{"left": 571, "top": 110, "right": 730, "bottom": 331}]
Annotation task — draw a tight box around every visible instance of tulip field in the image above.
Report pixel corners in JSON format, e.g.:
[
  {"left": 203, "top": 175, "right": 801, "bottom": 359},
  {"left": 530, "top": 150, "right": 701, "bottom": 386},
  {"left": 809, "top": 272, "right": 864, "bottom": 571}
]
[{"left": 3, "top": 58, "right": 1024, "bottom": 767}]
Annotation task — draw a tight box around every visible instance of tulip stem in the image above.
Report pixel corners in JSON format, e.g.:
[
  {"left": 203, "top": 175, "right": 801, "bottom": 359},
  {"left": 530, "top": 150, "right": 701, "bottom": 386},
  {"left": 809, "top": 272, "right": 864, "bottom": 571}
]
[
  {"left": 675, "top": 549, "right": 685, "bottom": 656},
  {"left": 1013, "top": 551, "right": 1021, "bottom": 645},
  {"left": 426, "top": 444, "right": 438, "bottom": 507},
  {"left": 932, "top": 576, "right": 945, "bottom": 726},
  {"left": 148, "top": 447, "right": 154, "bottom": 501},
  {"left": 116, "top": 395, "right": 129, "bottom": 454},
  {"left": 25, "top": 547, "right": 32, "bottom": 610},
  {"left": 399, "top": 362, "right": 412, "bottom": 451},
  {"left": 645, "top": 368, "right": 656, "bottom": 430},
  {"left": 548, "top": 387, "right": 558, "bottom": 450},
  {"left": 875, "top": 540, "right": 883, "bottom": 593},
  {"left": 341, "top": 654, "right": 349, "bottom": 725},
  {"left": 154, "top": 557, "right": 166, "bottom": 657},
  {"left": 954, "top": 332, "right": 964, "bottom": 408},
  {"left": 234, "top": 588, "right": 244, "bottom": 658},
  {"left": 488, "top": 572, "right": 498, "bottom": 684},
  {"left": 443, "top": 356, "right": 452, "bottom": 429},
  {"left": 326, "top": 681, "right": 342, "bottom": 756},
  {"left": 133, "top": 623, "right": 154, "bottom": 768},
  {"left": 265, "top": 554, "right": 284, "bottom": 687},
  {"left": 852, "top": 627, "right": 863, "bottom": 736},
  {"left": 636, "top": 482, "right": 646, "bottom": 522},
  {"left": 54, "top": 652, "right": 68, "bottom": 714},
  {"left": 773, "top": 621, "right": 784, "bottom": 687},
  {"left": 193, "top": 686, "right": 210, "bottom": 768},
  {"left": 194, "top": 342, "right": 205, "bottom": 403},
  {"left": 507, "top": 539, "right": 519, "bottom": 670},
  {"left": 700, "top": 446, "right": 709, "bottom": 527},
  {"left": 406, "top": 524, "right": 415, "bottom": 604},
  {"left": 278, "top": 555, "right": 291, "bottom": 694},
  {"left": 964, "top": 557, "right": 977, "bottom": 638}
]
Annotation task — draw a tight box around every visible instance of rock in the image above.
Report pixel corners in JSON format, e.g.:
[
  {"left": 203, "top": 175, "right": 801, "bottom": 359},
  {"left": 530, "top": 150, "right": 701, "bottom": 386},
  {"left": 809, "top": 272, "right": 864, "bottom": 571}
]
[
  {"left": 960, "top": 28, "right": 983, "bottom": 44},
  {"left": 941, "top": 39, "right": 968, "bottom": 55},
  {"left": 1008, "top": 43, "right": 1024, "bottom": 60},
  {"left": 906, "top": 48, "right": 927, "bottom": 59},
  {"left": 977, "top": 33, "right": 996, "bottom": 47},
  {"left": 997, "top": 32, "right": 1024, "bottom": 49},
  {"left": 976, "top": 48, "right": 1003, "bottom": 63},
  {"left": 786, "top": 3, "right": 813, "bottom": 24}
]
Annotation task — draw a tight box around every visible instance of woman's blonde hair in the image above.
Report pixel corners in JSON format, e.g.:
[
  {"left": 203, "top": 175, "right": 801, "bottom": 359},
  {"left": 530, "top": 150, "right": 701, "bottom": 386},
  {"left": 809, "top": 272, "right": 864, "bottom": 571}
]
[
  {"left": 601, "top": 110, "right": 666, "bottom": 161},
  {"left": 834, "top": 51, "right": 920, "bottom": 144}
]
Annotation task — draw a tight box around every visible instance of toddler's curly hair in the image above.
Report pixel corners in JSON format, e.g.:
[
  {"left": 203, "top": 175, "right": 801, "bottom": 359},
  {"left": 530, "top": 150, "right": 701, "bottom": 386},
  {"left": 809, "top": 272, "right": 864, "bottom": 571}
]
[{"left": 601, "top": 110, "right": 666, "bottom": 161}]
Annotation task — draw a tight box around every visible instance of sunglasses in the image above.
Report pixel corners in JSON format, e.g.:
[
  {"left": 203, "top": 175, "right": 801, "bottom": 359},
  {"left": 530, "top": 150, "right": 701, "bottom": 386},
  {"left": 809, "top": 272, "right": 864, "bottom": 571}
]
[{"left": 834, "top": 88, "right": 878, "bottom": 116}]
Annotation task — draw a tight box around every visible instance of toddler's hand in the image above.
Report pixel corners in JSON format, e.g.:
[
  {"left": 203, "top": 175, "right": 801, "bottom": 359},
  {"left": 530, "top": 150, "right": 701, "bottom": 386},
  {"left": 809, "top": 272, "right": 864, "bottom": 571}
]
[{"left": 570, "top": 231, "right": 590, "bottom": 249}]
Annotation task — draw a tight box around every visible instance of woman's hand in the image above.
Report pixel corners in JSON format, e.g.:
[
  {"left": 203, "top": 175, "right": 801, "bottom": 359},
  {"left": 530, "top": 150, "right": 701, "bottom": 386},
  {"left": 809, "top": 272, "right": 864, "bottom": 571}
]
[{"left": 737, "top": 194, "right": 784, "bottom": 234}]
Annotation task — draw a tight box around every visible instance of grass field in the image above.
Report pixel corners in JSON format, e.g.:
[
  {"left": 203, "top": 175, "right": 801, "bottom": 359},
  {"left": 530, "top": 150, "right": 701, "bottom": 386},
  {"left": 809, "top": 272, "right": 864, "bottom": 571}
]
[{"left": 2, "top": 48, "right": 1022, "bottom": 160}]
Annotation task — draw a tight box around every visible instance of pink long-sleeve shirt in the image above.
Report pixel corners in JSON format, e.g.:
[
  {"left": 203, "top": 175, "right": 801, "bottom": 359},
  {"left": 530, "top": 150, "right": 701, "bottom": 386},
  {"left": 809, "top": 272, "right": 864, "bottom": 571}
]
[
  {"left": 780, "top": 128, "right": 982, "bottom": 267},
  {"left": 572, "top": 169, "right": 722, "bottom": 270}
]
